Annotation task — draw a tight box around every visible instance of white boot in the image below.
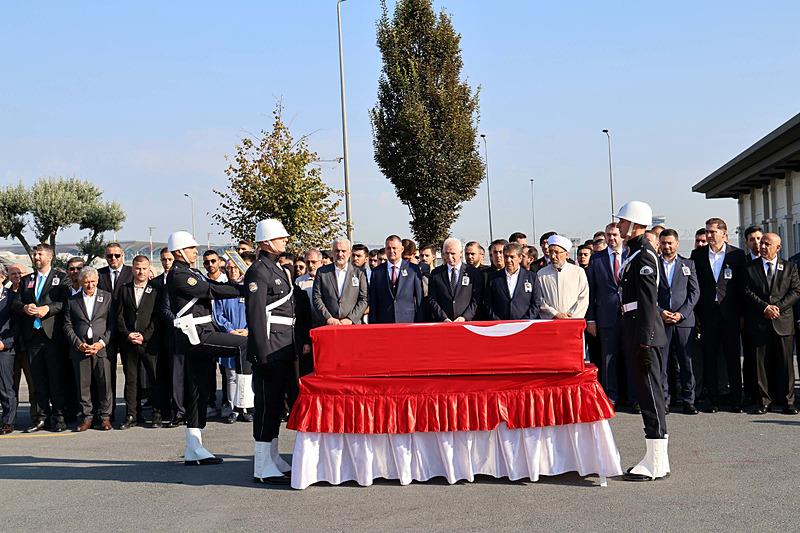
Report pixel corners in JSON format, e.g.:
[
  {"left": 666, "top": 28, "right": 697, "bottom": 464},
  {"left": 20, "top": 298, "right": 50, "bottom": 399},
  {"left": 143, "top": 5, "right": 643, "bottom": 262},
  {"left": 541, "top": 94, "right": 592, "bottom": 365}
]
[
  {"left": 184, "top": 427, "right": 221, "bottom": 465},
  {"left": 253, "top": 440, "right": 289, "bottom": 483},
  {"left": 271, "top": 437, "right": 292, "bottom": 473},
  {"left": 624, "top": 437, "right": 669, "bottom": 481}
]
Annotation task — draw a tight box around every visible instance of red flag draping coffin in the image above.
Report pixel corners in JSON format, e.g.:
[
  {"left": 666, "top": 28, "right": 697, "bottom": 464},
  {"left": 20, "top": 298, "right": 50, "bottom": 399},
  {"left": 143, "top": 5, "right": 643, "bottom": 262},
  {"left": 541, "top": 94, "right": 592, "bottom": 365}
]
[{"left": 311, "top": 319, "right": 586, "bottom": 378}]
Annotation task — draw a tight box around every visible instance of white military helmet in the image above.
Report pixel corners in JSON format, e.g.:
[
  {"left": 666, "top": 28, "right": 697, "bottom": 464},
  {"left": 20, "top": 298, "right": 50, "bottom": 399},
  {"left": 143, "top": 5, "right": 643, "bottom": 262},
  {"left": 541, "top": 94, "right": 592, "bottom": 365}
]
[
  {"left": 255, "top": 218, "right": 289, "bottom": 242},
  {"left": 616, "top": 201, "right": 653, "bottom": 227},
  {"left": 167, "top": 231, "right": 199, "bottom": 252}
]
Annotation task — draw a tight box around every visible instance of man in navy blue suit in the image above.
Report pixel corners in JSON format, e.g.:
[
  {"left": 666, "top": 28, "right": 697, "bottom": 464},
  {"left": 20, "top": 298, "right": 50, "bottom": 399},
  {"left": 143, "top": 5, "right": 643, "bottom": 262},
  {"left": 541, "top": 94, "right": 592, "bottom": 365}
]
[
  {"left": 367, "top": 235, "right": 424, "bottom": 324},
  {"left": 586, "top": 222, "right": 636, "bottom": 409},
  {"left": 484, "top": 243, "right": 538, "bottom": 320},
  {"left": 657, "top": 229, "right": 700, "bottom": 414},
  {"left": 427, "top": 238, "right": 482, "bottom": 322}
]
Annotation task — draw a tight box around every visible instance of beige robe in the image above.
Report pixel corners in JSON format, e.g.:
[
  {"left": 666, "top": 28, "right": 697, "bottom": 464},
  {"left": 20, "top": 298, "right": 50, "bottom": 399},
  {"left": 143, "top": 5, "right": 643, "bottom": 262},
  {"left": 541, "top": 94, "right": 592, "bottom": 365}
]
[{"left": 534, "top": 262, "right": 589, "bottom": 318}]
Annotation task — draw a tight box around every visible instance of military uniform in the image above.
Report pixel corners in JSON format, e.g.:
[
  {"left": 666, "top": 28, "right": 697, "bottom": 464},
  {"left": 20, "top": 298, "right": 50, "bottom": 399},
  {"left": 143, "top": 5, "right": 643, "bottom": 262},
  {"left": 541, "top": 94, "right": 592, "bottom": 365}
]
[
  {"left": 619, "top": 234, "right": 668, "bottom": 439},
  {"left": 166, "top": 259, "right": 247, "bottom": 430},
  {"left": 244, "top": 250, "right": 297, "bottom": 445}
]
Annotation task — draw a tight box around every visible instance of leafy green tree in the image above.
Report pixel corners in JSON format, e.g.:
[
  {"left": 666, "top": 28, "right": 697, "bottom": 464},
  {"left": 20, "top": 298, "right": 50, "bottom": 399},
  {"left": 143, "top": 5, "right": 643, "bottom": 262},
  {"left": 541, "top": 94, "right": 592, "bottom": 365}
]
[
  {"left": 77, "top": 201, "right": 126, "bottom": 263},
  {"left": 30, "top": 177, "right": 101, "bottom": 248},
  {"left": 0, "top": 182, "right": 34, "bottom": 260},
  {"left": 370, "top": 0, "right": 484, "bottom": 245},
  {"left": 213, "top": 101, "right": 344, "bottom": 253}
]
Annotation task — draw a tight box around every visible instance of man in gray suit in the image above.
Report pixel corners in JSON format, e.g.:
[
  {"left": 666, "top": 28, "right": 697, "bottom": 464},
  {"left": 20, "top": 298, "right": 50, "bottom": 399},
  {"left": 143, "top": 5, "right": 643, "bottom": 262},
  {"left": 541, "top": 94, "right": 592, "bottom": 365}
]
[
  {"left": 657, "top": 229, "right": 700, "bottom": 414},
  {"left": 63, "top": 267, "right": 115, "bottom": 431},
  {"left": 312, "top": 237, "right": 369, "bottom": 328}
]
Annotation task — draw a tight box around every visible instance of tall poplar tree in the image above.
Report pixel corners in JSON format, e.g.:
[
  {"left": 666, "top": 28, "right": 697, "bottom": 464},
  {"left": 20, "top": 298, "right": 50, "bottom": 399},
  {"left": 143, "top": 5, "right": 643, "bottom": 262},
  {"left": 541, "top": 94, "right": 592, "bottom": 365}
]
[{"left": 370, "top": 0, "right": 484, "bottom": 245}]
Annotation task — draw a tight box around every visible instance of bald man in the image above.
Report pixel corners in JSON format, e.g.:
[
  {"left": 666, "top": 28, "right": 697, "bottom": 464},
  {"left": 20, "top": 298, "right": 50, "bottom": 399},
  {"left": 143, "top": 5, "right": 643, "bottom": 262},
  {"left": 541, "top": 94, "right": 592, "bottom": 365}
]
[{"left": 742, "top": 233, "right": 800, "bottom": 414}]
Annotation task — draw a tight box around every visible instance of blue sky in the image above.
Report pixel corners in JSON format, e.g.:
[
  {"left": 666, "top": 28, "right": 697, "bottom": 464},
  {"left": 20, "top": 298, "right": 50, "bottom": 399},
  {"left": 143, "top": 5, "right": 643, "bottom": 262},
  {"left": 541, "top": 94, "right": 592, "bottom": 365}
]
[{"left": 2, "top": 1, "right": 799, "bottom": 248}]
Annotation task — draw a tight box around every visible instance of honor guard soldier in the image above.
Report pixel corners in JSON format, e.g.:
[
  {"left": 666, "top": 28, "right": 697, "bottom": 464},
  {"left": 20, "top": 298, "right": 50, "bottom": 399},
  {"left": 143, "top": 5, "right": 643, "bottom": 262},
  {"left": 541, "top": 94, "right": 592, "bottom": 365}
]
[
  {"left": 616, "top": 201, "right": 670, "bottom": 482},
  {"left": 166, "top": 231, "right": 247, "bottom": 466},
  {"left": 245, "top": 219, "right": 296, "bottom": 485}
]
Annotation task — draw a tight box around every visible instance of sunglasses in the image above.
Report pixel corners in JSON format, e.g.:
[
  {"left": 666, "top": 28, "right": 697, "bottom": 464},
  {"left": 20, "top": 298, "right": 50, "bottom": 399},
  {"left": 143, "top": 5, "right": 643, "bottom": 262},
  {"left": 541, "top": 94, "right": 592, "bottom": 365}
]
[
  {"left": 203, "top": 259, "right": 218, "bottom": 265},
  {"left": 68, "top": 266, "right": 83, "bottom": 271},
  {"left": 106, "top": 254, "right": 122, "bottom": 259}
]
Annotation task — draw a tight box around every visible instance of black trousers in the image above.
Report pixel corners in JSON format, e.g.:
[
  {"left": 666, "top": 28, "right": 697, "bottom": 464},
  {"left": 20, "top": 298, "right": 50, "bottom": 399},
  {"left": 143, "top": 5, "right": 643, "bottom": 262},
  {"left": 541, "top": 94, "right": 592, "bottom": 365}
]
[
  {"left": 155, "top": 352, "right": 172, "bottom": 419},
  {"left": 170, "top": 350, "right": 185, "bottom": 420},
  {"left": 700, "top": 311, "right": 743, "bottom": 406},
  {"left": 0, "top": 352, "right": 17, "bottom": 424},
  {"left": 121, "top": 346, "right": 158, "bottom": 419},
  {"left": 753, "top": 331, "right": 795, "bottom": 408},
  {"left": 253, "top": 360, "right": 294, "bottom": 442},
  {"left": 27, "top": 333, "right": 66, "bottom": 422},
  {"left": 13, "top": 350, "right": 40, "bottom": 422},
  {"left": 73, "top": 354, "right": 113, "bottom": 420},
  {"left": 598, "top": 324, "right": 637, "bottom": 404},
  {"left": 661, "top": 326, "right": 696, "bottom": 405},
  {"left": 180, "top": 330, "right": 248, "bottom": 429},
  {"left": 623, "top": 333, "right": 667, "bottom": 439}
]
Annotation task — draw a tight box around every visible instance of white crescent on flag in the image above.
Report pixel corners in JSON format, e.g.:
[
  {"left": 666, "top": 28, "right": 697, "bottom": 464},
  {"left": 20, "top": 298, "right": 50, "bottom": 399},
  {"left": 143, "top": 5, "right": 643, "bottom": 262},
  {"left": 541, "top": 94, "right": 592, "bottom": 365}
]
[{"left": 462, "top": 320, "right": 552, "bottom": 338}]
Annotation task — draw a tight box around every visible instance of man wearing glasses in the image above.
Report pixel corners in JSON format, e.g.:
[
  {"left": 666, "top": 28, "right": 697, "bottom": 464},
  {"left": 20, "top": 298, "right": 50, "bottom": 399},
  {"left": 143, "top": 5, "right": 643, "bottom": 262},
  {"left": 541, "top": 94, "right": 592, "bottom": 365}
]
[{"left": 97, "top": 242, "right": 133, "bottom": 422}]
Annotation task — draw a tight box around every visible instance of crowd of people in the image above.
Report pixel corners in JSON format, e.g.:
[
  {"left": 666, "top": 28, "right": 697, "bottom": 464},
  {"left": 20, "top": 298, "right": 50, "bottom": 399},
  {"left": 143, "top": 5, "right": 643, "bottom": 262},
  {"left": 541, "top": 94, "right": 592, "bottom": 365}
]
[{"left": 0, "top": 213, "right": 797, "bottom": 449}]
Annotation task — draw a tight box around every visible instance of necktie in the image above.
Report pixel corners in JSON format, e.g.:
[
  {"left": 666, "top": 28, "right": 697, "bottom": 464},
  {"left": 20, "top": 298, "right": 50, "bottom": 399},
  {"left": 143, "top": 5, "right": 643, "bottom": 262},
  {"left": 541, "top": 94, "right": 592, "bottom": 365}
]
[
  {"left": 450, "top": 267, "right": 458, "bottom": 293},
  {"left": 391, "top": 265, "right": 398, "bottom": 285},
  {"left": 111, "top": 270, "right": 118, "bottom": 290},
  {"left": 613, "top": 252, "right": 620, "bottom": 284},
  {"left": 766, "top": 262, "right": 774, "bottom": 288},
  {"left": 33, "top": 275, "right": 45, "bottom": 329}
]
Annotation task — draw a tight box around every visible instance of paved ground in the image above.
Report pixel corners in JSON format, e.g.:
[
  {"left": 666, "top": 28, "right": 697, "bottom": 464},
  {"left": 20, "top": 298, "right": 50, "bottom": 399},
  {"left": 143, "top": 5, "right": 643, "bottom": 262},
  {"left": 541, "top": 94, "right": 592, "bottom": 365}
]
[{"left": 2, "top": 366, "right": 799, "bottom": 532}]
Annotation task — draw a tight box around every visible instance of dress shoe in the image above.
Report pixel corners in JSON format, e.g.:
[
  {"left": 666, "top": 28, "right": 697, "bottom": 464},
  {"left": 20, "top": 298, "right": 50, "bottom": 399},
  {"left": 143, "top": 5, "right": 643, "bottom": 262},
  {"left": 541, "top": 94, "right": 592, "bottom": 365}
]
[
  {"left": 2, "top": 424, "right": 13, "bottom": 435},
  {"left": 151, "top": 412, "right": 163, "bottom": 428},
  {"left": 100, "top": 419, "right": 113, "bottom": 431},
  {"left": 75, "top": 419, "right": 92, "bottom": 432},
  {"left": 754, "top": 405, "right": 767, "bottom": 415},
  {"left": 165, "top": 417, "right": 186, "bottom": 428},
  {"left": 224, "top": 412, "right": 238, "bottom": 424},
  {"left": 53, "top": 418, "right": 67, "bottom": 432},
  {"left": 253, "top": 474, "right": 290, "bottom": 486},
  {"left": 185, "top": 457, "right": 224, "bottom": 466},
  {"left": 238, "top": 412, "right": 254, "bottom": 423},
  {"left": 705, "top": 404, "right": 718, "bottom": 414},
  {"left": 630, "top": 403, "right": 641, "bottom": 415},
  {"left": 26, "top": 420, "right": 45, "bottom": 433},
  {"left": 664, "top": 405, "right": 670, "bottom": 415},
  {"left": 783, "top": 406, "right": 799, "bottom": 415},
  {"left": 118, "top": 416, "right": 136, "bottom": 430},
  {"left": 729, "top": 405, "right": 744, "bottom": 414},
  {"left": 683, "top": 404, "right": 699, "bottom": 415}
]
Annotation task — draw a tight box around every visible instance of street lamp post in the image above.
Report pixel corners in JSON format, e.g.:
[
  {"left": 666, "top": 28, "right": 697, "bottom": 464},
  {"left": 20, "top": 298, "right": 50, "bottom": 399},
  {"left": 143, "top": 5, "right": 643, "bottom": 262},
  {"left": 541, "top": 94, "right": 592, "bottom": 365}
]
[
  {"left": 529, "top": 179, "right": 536, "bottom": 242},
  {"left": 602, "top": 129, "right": 615, "bottom": 220},
  {"left": 480, "top": 134, "right": 494, "bottom": 242},
  {"left": 183, "top": 193, "right": 197, "bottom": 268},
  {"left": 337, "top": 0, "right": 353, "bottom": 242},
  {"left": 148, "top": 226, "right": 155, "bottom": 262}
]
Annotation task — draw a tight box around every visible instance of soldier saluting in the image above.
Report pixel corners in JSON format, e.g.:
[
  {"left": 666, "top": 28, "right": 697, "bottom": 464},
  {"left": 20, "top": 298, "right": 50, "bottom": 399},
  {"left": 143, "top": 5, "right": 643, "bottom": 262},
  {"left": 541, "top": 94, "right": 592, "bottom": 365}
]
[
  {"left": 615, "top": 201, "right": 670, "bottom": 482},
  {"left": 245, "top": 219, "right": 297, "bottom": 485},
  {"left": 166, "top": 231, "right": 247, "bottom": 466}
]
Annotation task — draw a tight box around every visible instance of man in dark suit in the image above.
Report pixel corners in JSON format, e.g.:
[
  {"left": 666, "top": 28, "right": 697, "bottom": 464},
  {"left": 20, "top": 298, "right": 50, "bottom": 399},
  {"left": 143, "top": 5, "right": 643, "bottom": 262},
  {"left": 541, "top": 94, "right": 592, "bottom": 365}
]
[
  {"left": 485, "top": 243, "right": 538, "bottom": 320},
  {"left": 742, "top": 233, "right": 800, "bottom": 415},
  {"left": 689, "top": 217, "right": 747, "bottom": 413},
  {"left": 11, "top": 243, "right": 68, "bottom": 432},
  {"left": 97, "top": 242, "right": 133, "bottom": 421},
  {"left": 0, "top": 280, "right": 17, "bottom": 434},
  {"left": 657, "top": 229, "right": 700, "bottom": 414},
  {"left": 153, "top": 247, "right": 183, "bottom": 427},
  {"left": 116, "top": 255, "right": 162, "bottom": 429},
  {"left": 64, "top": 267, "right": 115, "bottom": 431},
  {"left": 586, "top": 222, "right": 634, "bottom": 408},
  {"left": 312, "top": 238, "right": 368, "bottom": 328},
  {"left": 427, "top": 238, "right": 482, "bottom": 322},
  {"left": 367, "top": 235, "right": 423, "bottom": 324}
]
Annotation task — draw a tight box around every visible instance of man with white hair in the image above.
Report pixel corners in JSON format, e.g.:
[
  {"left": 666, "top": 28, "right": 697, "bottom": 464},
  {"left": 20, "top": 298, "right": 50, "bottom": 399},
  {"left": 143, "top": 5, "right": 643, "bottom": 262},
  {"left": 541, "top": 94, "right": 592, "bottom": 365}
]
[
  {"left": 427, "top": 237, "right": 482, "bottom": 322},
  {"left": 295, "top": 248, "right": 322, "bottom": 298},
  {"left": 312, "top": 237, "right": 369, "bottom": 329},
  {"left": 534, "top": 235, "right": 589, "bottom": 319}
]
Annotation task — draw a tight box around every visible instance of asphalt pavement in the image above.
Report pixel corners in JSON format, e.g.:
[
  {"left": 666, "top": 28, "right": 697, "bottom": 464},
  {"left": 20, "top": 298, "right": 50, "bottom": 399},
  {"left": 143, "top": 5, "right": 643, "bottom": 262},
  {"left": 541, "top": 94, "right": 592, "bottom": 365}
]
[{"left": 1, "top": 365, "right": 799, "bottom": 532}]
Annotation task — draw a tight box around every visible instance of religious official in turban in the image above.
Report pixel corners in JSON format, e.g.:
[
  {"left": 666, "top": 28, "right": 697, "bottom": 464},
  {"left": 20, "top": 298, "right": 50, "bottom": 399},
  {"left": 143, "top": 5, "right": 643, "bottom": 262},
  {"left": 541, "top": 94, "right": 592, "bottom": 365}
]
[{"left": 534, "top": 235, "right": 589, "bottom": 319}]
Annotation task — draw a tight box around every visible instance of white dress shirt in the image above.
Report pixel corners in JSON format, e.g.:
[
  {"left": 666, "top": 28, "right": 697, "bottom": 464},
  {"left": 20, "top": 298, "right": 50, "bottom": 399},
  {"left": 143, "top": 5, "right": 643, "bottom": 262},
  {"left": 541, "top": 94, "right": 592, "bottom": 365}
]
[
  {"left": 447, "top": 263, "right": 462, "bottom": 287},
  {"left": 335, "top": 265, "right": 348, "bottom": 296},
  {"left": 607, "top": 247, "right": 622, "bottom": 280},
  {"left": 708, "top": 245, "right": 726, "bottom": 282},
  {"left": 133, "top": 284, "right": 147, "bottom": 307},
  {"left": 83, "top": 291, "right": 98, "bottom": 341},
  {"left": 505, "top": 268, "right": 520, "bottom": 296},
  {"left": 386, "top": 260, "right": 403, "bottom": 282},
  {"left": 762, "top": 257, "right": 778, "bottom": 279},
  {"left": 662, "top": 257, "right": 677, "bottom": 288}
]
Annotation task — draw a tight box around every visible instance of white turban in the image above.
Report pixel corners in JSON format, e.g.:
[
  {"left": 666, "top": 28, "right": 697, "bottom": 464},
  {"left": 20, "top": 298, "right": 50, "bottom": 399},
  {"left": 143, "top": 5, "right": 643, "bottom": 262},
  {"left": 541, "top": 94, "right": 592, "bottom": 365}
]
[{"left": 547, "top": 234, "right": 572, "bottom": 253}]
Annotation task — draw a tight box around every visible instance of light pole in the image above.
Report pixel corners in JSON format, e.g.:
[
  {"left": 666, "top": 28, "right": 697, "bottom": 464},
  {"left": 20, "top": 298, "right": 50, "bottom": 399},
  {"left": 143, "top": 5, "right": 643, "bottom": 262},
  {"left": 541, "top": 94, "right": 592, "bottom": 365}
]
[
  {"left": 529, "top": 179, "right": 536, "bottom": 242},
  {"left": 148, "top": 226, "right": 156, "bottom": 262},
  {"left": 602, "top": 129, "right": 615, "bottom": 220},
  {"left": 337, "top": 0, "right": 353, "bottom": 242},
  {"left": 480, "top": 134, "right": 494, "bottom": 242},
  {"left": 183, "top": 193, "right": 197, "bottom": 268}
]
